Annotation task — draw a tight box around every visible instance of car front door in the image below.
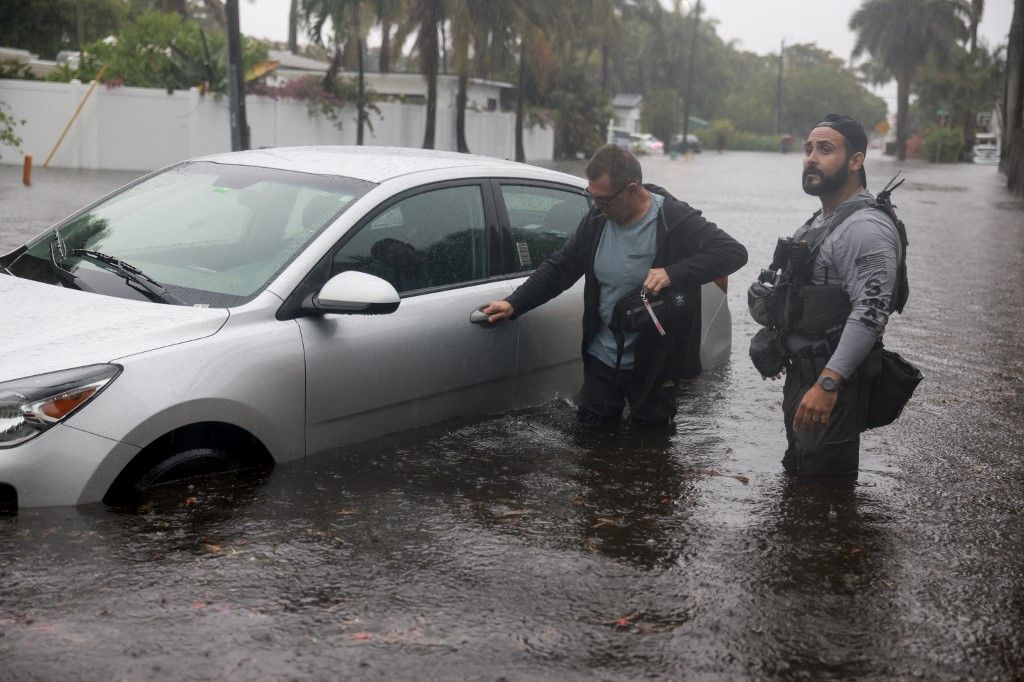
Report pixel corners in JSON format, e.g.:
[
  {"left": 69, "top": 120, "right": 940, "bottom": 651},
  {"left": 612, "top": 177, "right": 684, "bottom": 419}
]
[
  {"left": 491, "top": 181, "right": 591, "bottom": 409},
  {"left": 297, "top": 181, "right": 520, "bottom": 454}
]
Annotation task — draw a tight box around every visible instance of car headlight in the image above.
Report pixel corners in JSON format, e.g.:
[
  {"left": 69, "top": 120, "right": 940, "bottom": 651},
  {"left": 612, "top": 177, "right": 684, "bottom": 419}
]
[{"left": 0, "top": 365, "right": 121, "bottom": 448}]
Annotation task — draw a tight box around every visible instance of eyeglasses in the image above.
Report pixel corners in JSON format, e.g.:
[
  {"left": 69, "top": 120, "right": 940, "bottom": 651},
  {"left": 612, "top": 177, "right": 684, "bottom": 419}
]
[{"left": 584, "top": 182, "right": 632, "bottom": 209}]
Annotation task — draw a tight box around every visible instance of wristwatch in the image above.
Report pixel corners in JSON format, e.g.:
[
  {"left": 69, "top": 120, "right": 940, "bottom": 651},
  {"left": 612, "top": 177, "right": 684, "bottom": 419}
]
[{"left": 817, "top": 375, "right": 841, "bottom": 392}]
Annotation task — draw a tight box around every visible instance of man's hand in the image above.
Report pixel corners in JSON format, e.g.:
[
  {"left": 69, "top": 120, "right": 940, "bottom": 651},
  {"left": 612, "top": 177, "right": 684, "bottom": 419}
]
[
  {"left": 793, "top": 369, "right": 843, "bottom": 431},
  {"left": 481, "top": 300, "right": 514, "bottom": 323},
  {"left": 643, "top": 267, "right": 671, "bottom": 293}
]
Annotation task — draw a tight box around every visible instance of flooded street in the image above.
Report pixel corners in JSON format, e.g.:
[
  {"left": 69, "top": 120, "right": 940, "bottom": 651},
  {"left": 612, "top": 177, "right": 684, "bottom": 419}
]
[{"left": 1, "top": 152, "right": 1023, "bottom": 679}]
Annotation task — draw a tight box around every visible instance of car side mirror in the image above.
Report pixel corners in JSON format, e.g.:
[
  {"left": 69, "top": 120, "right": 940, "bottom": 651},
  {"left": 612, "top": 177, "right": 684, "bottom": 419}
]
[{"left": 310, "top": 271, "right": 400, "bottom": 315}]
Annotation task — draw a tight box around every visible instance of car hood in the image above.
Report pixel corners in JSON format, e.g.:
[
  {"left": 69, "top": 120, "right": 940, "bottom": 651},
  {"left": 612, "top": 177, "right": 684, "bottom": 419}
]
[{"left": 0, "top": 275, "right": 229, "bottom": 383}]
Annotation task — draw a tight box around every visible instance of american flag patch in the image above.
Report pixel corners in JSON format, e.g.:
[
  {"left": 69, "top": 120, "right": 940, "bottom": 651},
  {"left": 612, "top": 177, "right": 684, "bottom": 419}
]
[{"left": 855, "top": 253, "right": 887, "bottom": 272}]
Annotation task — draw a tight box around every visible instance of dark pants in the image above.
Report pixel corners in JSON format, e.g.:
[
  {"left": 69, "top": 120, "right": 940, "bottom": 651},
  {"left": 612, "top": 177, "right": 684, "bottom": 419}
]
[
  {"left": 577, "top": 355, "right": 680, "bottom": 424},
  {"left": 782, "top": 352, "right": 875, "bottom": 476}
]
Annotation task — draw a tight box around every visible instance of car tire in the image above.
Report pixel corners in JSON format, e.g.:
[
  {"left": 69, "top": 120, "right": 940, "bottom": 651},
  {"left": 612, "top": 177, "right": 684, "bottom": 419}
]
[{"left": 129, "top": 446, "right": 237, "bottom": 497}]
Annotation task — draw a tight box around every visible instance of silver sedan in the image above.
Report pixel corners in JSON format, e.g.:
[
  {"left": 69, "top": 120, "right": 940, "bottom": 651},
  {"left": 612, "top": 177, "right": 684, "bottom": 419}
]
[{"left": 0, "top": 147, "right": 733, "bottom": 510}]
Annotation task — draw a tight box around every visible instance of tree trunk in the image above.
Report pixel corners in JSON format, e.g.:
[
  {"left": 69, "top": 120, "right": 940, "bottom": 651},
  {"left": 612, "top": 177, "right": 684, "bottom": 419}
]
[
  {"left": 357, "top": 38, "right": 365, "bottom": 145},
  {"left": 1004, "top": 0, "right": 1024, "bottom": 193},
  {"left": 75, "top": 0, "right": 86, "bottom": 51},
  {"left": 896, "top": 72, "right": 911, "bottom": 161},
  {"left": 324, "top": 46, "right": 343, "bottom": 94},
  {"left": 380, "top": 21, "right": 392, "bottom": 72},
  {"left": 600, "top": 39, "right": 610, "bottom": 92},
  {"left": 343, "top": 37, "right": 359, "bottom": 70},
  {"left": 515, "top": 45, "right": 526, "bottom": 162},
  {"left": 456, "top": 73, "right": 470, "bottom": 153},
  {"left": 420, "top": 6, "right": 440, "bottom": 149},
  {"left": 288, "top": 0, "right": 298, "bottom": 53}
]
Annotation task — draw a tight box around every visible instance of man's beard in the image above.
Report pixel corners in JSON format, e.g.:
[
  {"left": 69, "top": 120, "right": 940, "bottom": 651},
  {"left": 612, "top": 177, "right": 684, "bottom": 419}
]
[{"left": 802, "top": 164, "right": 848, "bottom": 196}]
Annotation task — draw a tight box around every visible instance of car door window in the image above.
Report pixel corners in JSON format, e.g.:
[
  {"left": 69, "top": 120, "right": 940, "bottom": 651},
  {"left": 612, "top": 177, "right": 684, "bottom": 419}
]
[
  {"left": 500, "top": 184, "right": 589, "bottom": 272},
  {"left": 332, "top": 185, "right": 488, "bottom": 293}
]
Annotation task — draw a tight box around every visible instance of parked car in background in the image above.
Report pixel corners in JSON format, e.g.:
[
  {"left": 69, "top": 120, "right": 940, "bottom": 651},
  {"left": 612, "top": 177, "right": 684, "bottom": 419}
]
[
  {"left": 0, "top": 147, "right": 734, "bottom": 511},
  {"left": 630, "top": 133, "right": 665, "bottom": 154},
  {"left": 972, "top": 132, "right": 1000, "bottom": 164},
  {"left": 669, "top": 134, "right": 703, "bottom": 154}
]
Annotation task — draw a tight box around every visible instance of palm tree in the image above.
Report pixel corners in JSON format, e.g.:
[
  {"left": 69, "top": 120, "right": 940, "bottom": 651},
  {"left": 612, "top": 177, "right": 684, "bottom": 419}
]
[
  {"left": 411, "top": 0, "right": 444, "bottom": 148},
  {"left": 850, "top": 0, "right": 968, "bottom": 160},
  {"left": 303, "top": 0, "right": 372, "bottom": 143},
  {"left": 374, "top": 0, "right": 403, "bottom": 72},
  {"left": 288, "top": 0, "right": 299, "bottom": 53}
]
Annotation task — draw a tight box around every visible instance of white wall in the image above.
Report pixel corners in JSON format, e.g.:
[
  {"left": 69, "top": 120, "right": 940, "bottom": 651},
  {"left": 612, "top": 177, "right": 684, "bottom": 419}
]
[{"left": 0, "top": 79, "right": 554, "bottom": 171}]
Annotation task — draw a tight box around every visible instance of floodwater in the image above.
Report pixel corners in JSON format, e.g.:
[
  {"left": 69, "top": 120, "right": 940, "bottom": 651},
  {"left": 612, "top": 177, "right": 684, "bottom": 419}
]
[{"left": 1, "top": 153, "right": 1022, "bottom": 679}]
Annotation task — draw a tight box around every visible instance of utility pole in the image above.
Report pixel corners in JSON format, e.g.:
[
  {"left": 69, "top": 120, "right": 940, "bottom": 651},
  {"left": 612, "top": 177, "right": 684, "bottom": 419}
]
[
  {"left": 775, "top": 38, "right": 784, "bottom": 135},
  {"left": 680, "top": 0, "right": 701, "bottom": 148},
  {"left": 226, "top": 0, "right": 250, "bottom": 151}
]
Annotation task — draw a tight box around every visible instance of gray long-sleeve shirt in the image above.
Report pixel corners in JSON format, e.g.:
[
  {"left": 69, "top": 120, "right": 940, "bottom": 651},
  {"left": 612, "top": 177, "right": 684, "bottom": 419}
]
[{"left": 785, "top": 190, "right": 902, "bottom": 379}]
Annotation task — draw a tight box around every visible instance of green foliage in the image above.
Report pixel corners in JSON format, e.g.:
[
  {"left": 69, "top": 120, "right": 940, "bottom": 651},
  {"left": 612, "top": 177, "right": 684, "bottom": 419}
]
[
  {"left": 0, "top": 59, "right": 34, "bottom": 80},
  {"left": 640, "top": 89, "right": 684, "bottom": 147},
  {"left": 51, "top": 11, "right": 268, "bottom": 94},
  {"left": 0, "top": 100, "right": 25, "bottom": 160},
  {"left": 707, "top": 118, "right": 737, "bottom": 147},
  {"left": 722, "top": 44, "right": 887, "bottom": 136},
  {"left": 549, "top": 65, "right": 612, "bottom": 159},
  {"left": 696, "top": 128, "right": 785, "bottom": 153},
  {"left": 0, "top": 0, "right": 130, "bottom": 59},
  {"left": 923, "top": 127, "right": 964, "bottom": 162},
  {"left": 913, "top": 43, "right": 1005, "bottom": 133}
]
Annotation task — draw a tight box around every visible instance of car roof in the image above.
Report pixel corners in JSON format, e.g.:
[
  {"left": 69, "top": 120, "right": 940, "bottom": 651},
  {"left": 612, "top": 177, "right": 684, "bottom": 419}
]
[{"left": 196, "top": 145, "right": 582, "bottom": 185}]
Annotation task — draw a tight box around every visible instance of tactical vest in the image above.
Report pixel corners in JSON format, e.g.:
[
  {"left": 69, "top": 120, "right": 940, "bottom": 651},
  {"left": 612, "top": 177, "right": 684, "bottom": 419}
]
[{"left": 749, "top": 177, "right": 909, "bottom": 335}]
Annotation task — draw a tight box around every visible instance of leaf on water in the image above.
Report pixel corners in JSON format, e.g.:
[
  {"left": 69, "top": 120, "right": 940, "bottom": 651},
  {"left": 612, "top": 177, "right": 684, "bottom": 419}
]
[
  {"left": 697, "top": 469, "right": 749, "bottom": 485},
  {"left": 592, "top": 517, "right": 623, "bottom": 529}
]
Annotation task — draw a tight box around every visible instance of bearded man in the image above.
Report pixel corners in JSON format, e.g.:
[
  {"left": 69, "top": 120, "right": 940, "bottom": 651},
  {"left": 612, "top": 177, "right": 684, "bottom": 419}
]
[{"left": 771, "top": 114, "right": 904, "bottom": 476}]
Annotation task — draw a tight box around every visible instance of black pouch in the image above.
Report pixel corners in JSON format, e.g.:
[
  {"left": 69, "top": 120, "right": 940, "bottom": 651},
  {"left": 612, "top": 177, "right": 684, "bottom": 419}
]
[
  {"left": 864, "top": 349, "right": 922, "bottom": 429},
  {"left": 749, "top": 326, "right": 789, "bottom": 378},
  {"left": 608, "top": 286, "right": 688, "bottom": 372},
  {"left": 747, "top": 281, "right": 786, "bottom": 328},
  {"left": 611, "top": 286, "right": 687, "bottom": 335}
]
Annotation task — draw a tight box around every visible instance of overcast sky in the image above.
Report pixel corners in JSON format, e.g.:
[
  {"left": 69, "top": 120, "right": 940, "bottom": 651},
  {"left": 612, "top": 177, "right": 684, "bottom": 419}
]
[{"left": 239, "top": 0, "right": 1015, "bottom": 110}]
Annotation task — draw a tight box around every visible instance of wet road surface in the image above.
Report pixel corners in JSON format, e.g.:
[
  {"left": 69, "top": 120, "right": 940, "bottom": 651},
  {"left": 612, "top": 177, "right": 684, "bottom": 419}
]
[{"left": 1, "top": 153, "right": 1023, "bottom": 679}]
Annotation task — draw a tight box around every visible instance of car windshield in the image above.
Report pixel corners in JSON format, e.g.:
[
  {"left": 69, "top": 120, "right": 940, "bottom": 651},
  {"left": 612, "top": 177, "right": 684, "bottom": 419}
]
[{"left": 5, "top": 161, "right": 373, "bottom": 307}]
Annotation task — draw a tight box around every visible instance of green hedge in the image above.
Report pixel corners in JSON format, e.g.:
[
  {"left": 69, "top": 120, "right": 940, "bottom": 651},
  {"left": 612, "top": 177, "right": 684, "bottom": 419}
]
[
  {"left": 922, "top": 128, "right": 963, "bottom": 163},
  {"left": 695, "top": 128, "right": 789, "bottom": 152}
]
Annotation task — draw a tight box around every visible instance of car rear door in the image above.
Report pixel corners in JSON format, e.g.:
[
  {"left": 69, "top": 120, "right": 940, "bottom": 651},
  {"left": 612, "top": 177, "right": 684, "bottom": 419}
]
[
  {"left": 489, "top": 180, "right": 591, "bottom": 409},
  {"left": 297, "top": 180, "right": 520, "bottom": 454}
]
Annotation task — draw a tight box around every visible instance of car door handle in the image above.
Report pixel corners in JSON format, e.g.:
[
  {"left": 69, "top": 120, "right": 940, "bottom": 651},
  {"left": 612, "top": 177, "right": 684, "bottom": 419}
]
[{"left": 470, "top": 309, "right": 491, "bottom": 324}]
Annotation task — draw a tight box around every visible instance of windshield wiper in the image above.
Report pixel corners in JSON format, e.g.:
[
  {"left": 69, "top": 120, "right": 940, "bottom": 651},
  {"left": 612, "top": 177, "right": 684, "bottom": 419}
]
[{"left": 71, "top": 249, "right": 184, "bottom": 305}]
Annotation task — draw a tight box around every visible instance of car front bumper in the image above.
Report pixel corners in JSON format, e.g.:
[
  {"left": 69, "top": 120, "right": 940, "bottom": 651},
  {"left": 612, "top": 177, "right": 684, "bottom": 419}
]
[{"left": 0, "top": 424, "right": 140, "bottom": 510}]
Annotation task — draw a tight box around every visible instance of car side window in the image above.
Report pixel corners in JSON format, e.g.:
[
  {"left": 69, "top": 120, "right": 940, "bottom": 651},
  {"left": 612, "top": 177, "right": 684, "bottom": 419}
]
[
  {"left": 500, "top": 184, "right": 589, "bottom": 271},
  {"left": 331, "top": 185, "right": 488, "bottom": 293}
]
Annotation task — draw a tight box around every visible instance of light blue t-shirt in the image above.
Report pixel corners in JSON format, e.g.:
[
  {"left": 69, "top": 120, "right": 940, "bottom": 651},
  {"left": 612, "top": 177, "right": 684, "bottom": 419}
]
[{"left": 587, "top": 193, "right": 665, "bottom": 369}]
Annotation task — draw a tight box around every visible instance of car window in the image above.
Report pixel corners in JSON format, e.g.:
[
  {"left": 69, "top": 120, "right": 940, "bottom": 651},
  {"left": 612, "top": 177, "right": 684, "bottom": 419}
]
[
  {"left": 499, "top": 184, "right": 589, "bottom": 272},
  {"left": 331, "top": 184, "right": 488, "bottom": 293}
]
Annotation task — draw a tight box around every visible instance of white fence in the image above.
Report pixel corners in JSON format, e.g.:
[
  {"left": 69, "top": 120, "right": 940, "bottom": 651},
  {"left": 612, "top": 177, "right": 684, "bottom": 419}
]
[{"left": 0, "top": 79, "right": 554, "bottom": 171}]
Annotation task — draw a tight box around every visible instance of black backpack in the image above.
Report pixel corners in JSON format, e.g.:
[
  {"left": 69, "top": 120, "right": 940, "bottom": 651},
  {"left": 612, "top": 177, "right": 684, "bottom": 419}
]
[{"left": 872, "top": 173, "right": 910, "bottom": 314}]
